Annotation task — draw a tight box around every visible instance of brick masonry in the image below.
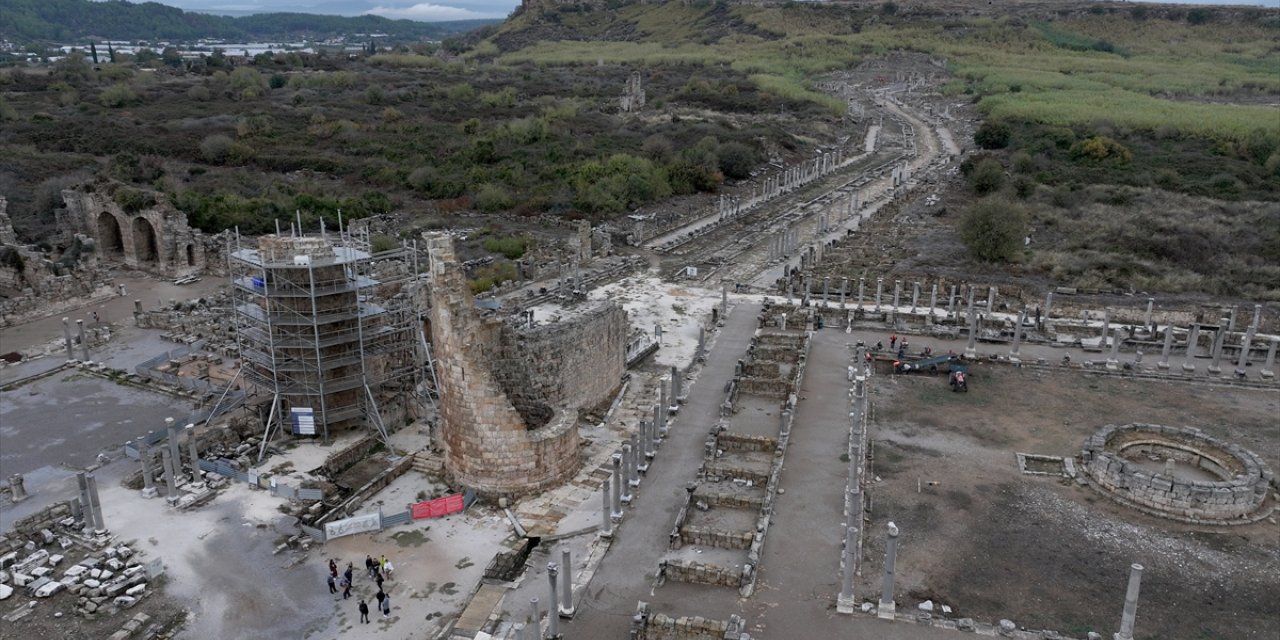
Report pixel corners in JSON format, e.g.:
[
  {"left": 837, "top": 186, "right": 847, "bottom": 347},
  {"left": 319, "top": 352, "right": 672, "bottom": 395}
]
[{"left": 425, "top": 234, "right": 628, "bottom": 499}]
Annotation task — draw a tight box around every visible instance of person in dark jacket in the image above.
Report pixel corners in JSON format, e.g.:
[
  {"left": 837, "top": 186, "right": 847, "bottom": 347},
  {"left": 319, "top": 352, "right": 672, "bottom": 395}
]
[{"left": 358, "top": 600, "right": 369, "bottom": 623}]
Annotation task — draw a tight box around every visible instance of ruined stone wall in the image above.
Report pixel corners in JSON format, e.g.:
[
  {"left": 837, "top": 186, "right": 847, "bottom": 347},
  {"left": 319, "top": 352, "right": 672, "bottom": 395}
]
[
  {"left": 1082, "top": 424, "right": 1273, "bottom": 523},
  {"left": 497, "top": 302, "right": 628, "bottom": 417},
  {"left": 59, "top": 185, "right": 208, "bottom": 277},
  {"left": 426, "top": 234, "right": 579, "bottom": 498},
  {"left": 661, "top": 559, "right": 747, "bottom": 589}
]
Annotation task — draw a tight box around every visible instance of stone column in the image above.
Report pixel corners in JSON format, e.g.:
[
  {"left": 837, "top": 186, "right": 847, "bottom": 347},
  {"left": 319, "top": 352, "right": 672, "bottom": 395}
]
[
  {"left": 1158, "top": 327, "right": 1173, "bottom": 370},
  {"left": 86, "top": 473, "right": 105, "bottom": 532},
  {"left": 166, "top": 418, "right": 182, "bottom": 483},
  {"left": 559, "top": 549, "right": 574, "bottom": 617},
  {"left": 652, "top": 404, "right": 662, "bottom": 444},
  {"left": 836, "top": 524, "right": 858, "bottom": 614},
  {"left": 1100, "top": 308, "right": 1111, "bottom": 344},
  {"left": 8, "top": 474, "right": 27, "bottom": 502},
  {"left": 892, "top": 280, "right": 901, "bottom": 313},
  {"left": 965, "top": 310, "right": 978, "bottom": 359},
  {"left": 948, "top": 285, "right": 957, "bottom": 319},
  {"left": 138, "top": 441, "right": 158, "bottom": 498},
  {"left": 1183, "top": 324, "right": 1200, "bottom": 372},
  {"left": 841, "top": 278, "right": 849, "bottom": 308},
  {"left": 721, "top": 283, "right": 729, "bottom": 314},
  {"left": 1249, "top": 303, "right": 1262, "bottom": 331},
  {"left": 823, "top": 277, "right": 831, "bottom": 306},
  {"left": 875, "top": 277, "right": 883, "bottom": 311},
  {"left": 1208, "top": 321, "right": 1227, "bottom": 374},
  {"left": 600, "top": 478, "right": 613, "bottom": 538},
  {"left": 186, "top": 425, "right": 200, "bottom": 482},
  {"left": 878, "top": 522, "right": 900, "bottom": 619},
  {"left": 966, "top": 286, "right": 976, "bottom": 321},
  {"left": 986, "top": 286, "right": 997, "bottom": 311},
  {"left": 857, "top": 277, "right": 865, "bottom": 311},
  {"left": 641, "top": 421, "right": 654, "bottom": 460},
  {"left": 620, "top": 444, "right": 634, "bottom": 504},
  {"left": 910, "top": 282, "right": 919, "bottom": 313},
  {"left": 659, "top": 381, "right": 669, "bottom": 428},
  {"left": 696, "top": 326, "right": 705, "bottom": 362},
  {"left": 76, "top": 319, "right": 89, "bottom": 361},
  {"left": 1107, "top": 325, "right": 1122, "bottom": 370},
  {"left": 529, "top": 598, "right": 540, "bottom": 638},
  {"left": 610, "top": 455, "right": 623, "bottom": 521},
  {"left": 1115, "top": 563, "right": 1143, "bottom": 640},
  {"left": 1143, "top": 298, "right": 1155, "bottom": 333},
  {"left": 62, "top": 317, "right": 75, "bottom": 361},
  {"left": 670, "top": 366, "right": 682, "bottom": 403},
  {"left": 1043, "top": 292, "right": 1054, "bottom": 328},
  {"left": 1262, "top": 339, "right": 1277, "bottom": 378},
  {"left": 1227, "top": 305, "right": 1238, "bottom": 333},
  {"left": 928, "top": 284, "right": 937, "bottom": 318},
  {"left": 1235, "top": 326, "right": 1255, "bottom": 378},
  {"left": 1010, "top": 311, "right": 1027, "bottom": 362},
  {"left": 162, "top": 447, "right": 178, "bottom": 501},
  {"left": 76, "top": 472, "right": 95, "bottom": 529}
]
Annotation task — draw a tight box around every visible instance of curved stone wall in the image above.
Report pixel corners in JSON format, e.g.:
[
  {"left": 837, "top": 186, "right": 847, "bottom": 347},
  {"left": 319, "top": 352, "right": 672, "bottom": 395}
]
[{"left": 1081, "top": 423, "right": 1273, "bottom": 523}]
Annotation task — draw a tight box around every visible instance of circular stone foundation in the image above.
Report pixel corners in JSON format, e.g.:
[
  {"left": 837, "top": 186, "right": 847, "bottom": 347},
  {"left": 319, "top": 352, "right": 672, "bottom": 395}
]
[{"left": 1081, "top": 423, "right": 1275, "bottom": 524}]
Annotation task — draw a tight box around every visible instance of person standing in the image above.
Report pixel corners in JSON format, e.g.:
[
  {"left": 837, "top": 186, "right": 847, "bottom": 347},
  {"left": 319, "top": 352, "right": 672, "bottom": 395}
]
[
  {"left": 344, "top": 563, "right": 354, "bottom": 586},
  {"left": 328, "top": 559, "right": 337, "bottom": 577},
  {"left": 380, "top": 555, "right": 388, "bottom": 574},
  {"left": 365, "top": 555, "right": 376, "bottom": 579},
  {"left": 375, "top": 571, "right": 384, "bottom": 592},
  {"left": 890, "top": 334, "right": 897, "bottom": 350},
  {"left": 383, "top": 559, "right": 395, "bottom": 581},
  {"left": 381, "top": 594, "right": 391, "bottom": 617},
  {"left": 326, "top": 575, "right": 336, "bottom": 594},
  {"left": 341, "top": 577, "right": 351, "bottom": 600},
  {"left": 358, "top": 600, "right": 369, "bottom": 624},
  {"left": 375, "top": 589, "right": 386, "bottom": 610}
]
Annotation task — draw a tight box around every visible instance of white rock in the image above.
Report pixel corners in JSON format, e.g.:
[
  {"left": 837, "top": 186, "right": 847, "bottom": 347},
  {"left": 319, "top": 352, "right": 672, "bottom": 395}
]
[
  {"left": 860, "top": 602, "right": 875, "bottom": 613},
  {"left": 125, "top": 583, "right": 146, "bottom": 596},
  {"left": 89, "top": 568, "right": 102, "bottom": 579},
  {"left": 47, "top": 554, "right": 64, "bottom": 566},
  {"left": 918, "top": 600, "right": 934, "bottom": 611},
  {"left": 941, "top": 605, "right": 952, "bottom": 614},
  {"left": 98, "top": 570, "right": 113, "bottom": 581},
  {"left": 83, "top": 579, "right": 101, "bottom": 589},
  {"left": 0, "top": 584, "right": 12, "bottom": 600},
  {"left": 34, "top": 581, "right": 64, "bottom": 598},
  {"left": 63, "top": 565, "right": 87, "bottom": 578}
]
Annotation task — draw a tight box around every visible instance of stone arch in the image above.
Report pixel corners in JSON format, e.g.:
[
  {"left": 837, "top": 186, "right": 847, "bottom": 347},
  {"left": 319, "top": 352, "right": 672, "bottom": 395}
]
[
  {"left": 131, "top": 217, "right": 159, "bottom": 263},
  {"left": 185, "top": 243, "right": 196, "bottom": 266},
  {"left": 97, "top": 213, "right": 124, "bottom": 257}
]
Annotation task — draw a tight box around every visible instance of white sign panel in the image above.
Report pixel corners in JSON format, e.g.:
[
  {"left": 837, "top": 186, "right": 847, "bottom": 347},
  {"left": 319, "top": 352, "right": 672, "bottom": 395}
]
[
  {"left": 324, "top": 512, "right": 382, "bottom": 540},
  {"left": 291, "top": 408, "right": 316, "bottom": 436}
]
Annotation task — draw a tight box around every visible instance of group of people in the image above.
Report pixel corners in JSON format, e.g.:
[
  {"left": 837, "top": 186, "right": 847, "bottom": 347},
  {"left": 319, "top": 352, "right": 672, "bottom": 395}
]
[{"left": 326, "top": 555, "right": 396, "bottom": 623}]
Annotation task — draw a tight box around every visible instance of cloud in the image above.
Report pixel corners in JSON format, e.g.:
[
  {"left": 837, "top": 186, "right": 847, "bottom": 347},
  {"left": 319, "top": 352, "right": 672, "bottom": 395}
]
[{"left": 366, "top": 3, "right": 503, "bottom": 20}]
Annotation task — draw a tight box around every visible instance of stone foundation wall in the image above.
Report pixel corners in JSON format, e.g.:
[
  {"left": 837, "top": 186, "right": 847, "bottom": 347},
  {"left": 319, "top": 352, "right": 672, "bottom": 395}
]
[
  {"left": 716, "top": 432, "right": 777, "bottom": 453},
  {"left": 631, "top": 602, "right": 750, "bottom": 640},
  {"left": 703, "top": 464, "right": 769, "bottom": 486},
  {"left": 1082, "top": 423, "right": 1272, "bottom": 522},
  {"left": 678, "top": 525, "right": 754, "bottom": 550},
  {"left": 1, "top": 501, "right": 76, "bottom": 557},
  {"left": 662, "top": 559, "right": 746, "bottom": 588},
  {"left": 737, "top": 376, "right": 791, "bottom": 398},
  {"left": 741, "top": 361, "right": 780, "bottom": 378},
  {"left": 695, "top": 490, "right": 764, "bottom": 510}
]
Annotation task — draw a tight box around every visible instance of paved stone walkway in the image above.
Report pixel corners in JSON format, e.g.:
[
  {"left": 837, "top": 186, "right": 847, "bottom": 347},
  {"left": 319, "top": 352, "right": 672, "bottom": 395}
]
[{"left": 562, "top": 302, "right": 762, "bottom": 638}]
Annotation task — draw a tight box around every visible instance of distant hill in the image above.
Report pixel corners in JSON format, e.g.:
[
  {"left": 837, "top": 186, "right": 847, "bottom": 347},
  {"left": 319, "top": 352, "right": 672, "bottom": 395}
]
[{"left": 0, "top": 0, "right": 500, "bottom": 43}]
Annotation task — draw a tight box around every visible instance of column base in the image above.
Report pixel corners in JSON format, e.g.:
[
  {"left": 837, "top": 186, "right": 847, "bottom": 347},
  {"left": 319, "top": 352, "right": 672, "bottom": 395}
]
[
  {"left": 836, "top": 595, "right": 857, "bottom": 615},
  {"left": 140, "top": 487, "right": 158, "bottom": 499},
  {"left": 610, "top": 511, "right": 623, "bottom": 523},
  {"left": 877, "top": 601, "right": 896, "bottom": 619},
  {"left": 637, "top": 462, "right": 650, "bottom": 473},
  {"left": 1008, "top": 354, "right": 1021, "bottom": 364},
  {"left": 1182, "top": 363, "right": 1196, "bottom": 372},
  {"left": 598, "top": 528, "right": 613, "bottom": 540},
  {"left": 1207, "top": 366, "right": 1222, "bottom": 375},
  {"left": 558, "top": 605, "right": 575, "bottom": 618},
  {"left": 1157, "top": 362, "right": 1170, "bottom": 370},
  {"left": 621, "top": 493, "right": 633, "bottom": 505},
  {"left": 1262, "top": 370, "right": 1275, "bottom": 379},
  {"left": 1106, "top": 359, "right": 1120, "bottom": 371},
  {"left": 964, "top": 348, "right": 977, "bottom": 359},
  {"left": 628, "top": 478, "right": 641, "bottom": 488}
]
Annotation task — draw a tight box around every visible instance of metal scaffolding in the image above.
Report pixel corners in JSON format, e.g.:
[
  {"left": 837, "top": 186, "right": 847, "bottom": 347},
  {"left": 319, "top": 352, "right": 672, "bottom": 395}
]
[{"left": 228, "top": 219, "right": 424, "bottom": 454}]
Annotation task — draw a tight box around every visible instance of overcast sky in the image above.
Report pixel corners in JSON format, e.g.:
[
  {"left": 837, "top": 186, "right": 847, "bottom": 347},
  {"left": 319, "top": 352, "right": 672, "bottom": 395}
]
[
  {"left": 139, "top": 0, "right": 1272, "bottom": 23},
  {"left": 155, "top": 0, "right": 521, "bottom": 21}
]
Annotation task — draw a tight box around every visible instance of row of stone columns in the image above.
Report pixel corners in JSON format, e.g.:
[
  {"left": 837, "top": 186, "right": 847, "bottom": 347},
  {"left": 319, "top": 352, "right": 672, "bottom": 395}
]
[
  {"left": 62, "top": 317, "right": 90, "bottom": 361},
  {"left": 767, "top": 227, "right": 802, "bottom": 262}
]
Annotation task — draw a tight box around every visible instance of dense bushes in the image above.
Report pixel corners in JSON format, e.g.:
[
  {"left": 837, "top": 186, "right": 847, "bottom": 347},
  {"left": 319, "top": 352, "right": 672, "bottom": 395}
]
[{"left": 959, "top": 198, "right": 1029, "bottom": 262}]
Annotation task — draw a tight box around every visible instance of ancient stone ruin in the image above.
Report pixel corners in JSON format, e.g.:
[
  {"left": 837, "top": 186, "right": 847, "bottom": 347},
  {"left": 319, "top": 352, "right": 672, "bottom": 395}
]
[
  {"left": 59, "top": 184, "right": 211, "bottom": 277},
  {"left": 426, "top": 233, "right": 629, "bottom": 498},
  {"left": 1082, "top": 423, "right": 1274, "bottom": 524},
  {"left": 620, "top": 71, "right": 646, "bottom": 113}
]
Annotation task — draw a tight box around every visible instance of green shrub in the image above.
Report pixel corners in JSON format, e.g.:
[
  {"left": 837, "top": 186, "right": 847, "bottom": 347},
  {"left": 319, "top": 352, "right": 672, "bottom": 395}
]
[
  {"left": 1069, "top": 136, "right": 1132, "bottom": 164},
  {"left": 959, "top": 198, "right": 1029, "bottom": 262},
  {"left": 718, "top": 142, "right": 759, "bottom": 180},
  {"left": 100, "top": 83, "right": 140, "bottom": 108},
  {"left": 475, "top": 184, "right": 515, "bottom": 213},
  {"left": 974, "top": 121, "right": 1011, "bottom": 149},
  {"left": 199, "top": 134, "right": 234, "bottom": 163},
  {"left": 969, "top": 158, "right": 1006, "bottom": 195}
]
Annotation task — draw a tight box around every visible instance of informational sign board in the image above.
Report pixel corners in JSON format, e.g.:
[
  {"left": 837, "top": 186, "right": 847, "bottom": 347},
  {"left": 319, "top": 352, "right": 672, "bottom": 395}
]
[
  {"left": 324, "top": 512, "right": 382, "bottom": 540},
  {"left": 291, "top": 408, "right": 316, "bottom": 436}
]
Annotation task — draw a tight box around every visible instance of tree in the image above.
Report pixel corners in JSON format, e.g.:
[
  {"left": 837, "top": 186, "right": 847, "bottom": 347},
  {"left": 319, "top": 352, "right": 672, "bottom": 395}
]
[
  {"left": 718, "top": 142, "right": 759, "bottom": 180},
  {"left": 959, "top": 198, "right": 1029, "bottom": 262},
  {"left": 974, "top": 121, "right": 1011, "bottom": 149},
  {"left": 89, "top": 42, "right": 98, "bottom": 64}
]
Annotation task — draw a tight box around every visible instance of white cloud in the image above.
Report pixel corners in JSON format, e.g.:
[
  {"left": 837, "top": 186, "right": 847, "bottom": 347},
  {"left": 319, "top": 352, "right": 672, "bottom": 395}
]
[{"left": 366, "top": 3, "right": 501, "bottom": 20}]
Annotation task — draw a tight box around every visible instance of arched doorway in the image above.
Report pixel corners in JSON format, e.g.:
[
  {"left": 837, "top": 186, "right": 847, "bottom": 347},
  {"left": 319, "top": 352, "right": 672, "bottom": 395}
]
[
  {"left": 97, "top": 213, "right": 124, "bottom": 257},
  {"left": 185, "top": 244, "right": 196, "bottom": 266},
  {"left": 132, "top": 217, "right": 159, "bottom": 263}
]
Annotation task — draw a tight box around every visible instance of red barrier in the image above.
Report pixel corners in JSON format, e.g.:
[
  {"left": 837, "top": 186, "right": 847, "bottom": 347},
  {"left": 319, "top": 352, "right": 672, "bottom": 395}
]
[{"left": 411, "top": 493, "right": 466, "bottom": 520}]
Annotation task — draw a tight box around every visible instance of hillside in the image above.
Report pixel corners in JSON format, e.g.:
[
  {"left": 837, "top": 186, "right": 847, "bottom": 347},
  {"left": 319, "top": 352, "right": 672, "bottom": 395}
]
[{"left": 0, "top": 0, "right": 499, "bottom": 43}]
